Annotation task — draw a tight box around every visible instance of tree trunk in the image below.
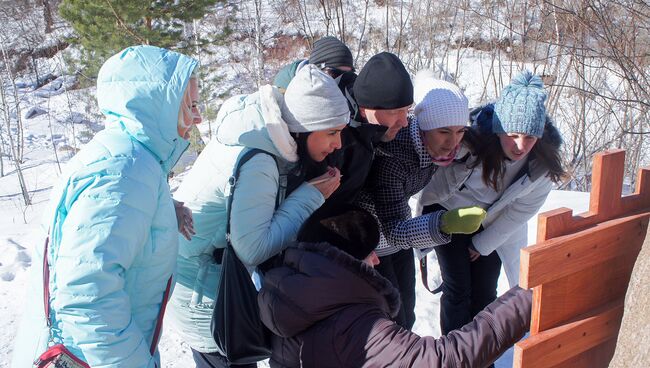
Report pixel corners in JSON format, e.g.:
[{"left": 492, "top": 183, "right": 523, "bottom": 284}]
[
  {"left": 0, "top": 60, "right": 30, "bottom": 205},
  {"left": 42, "top": 0, "right": 54, "bottom": 33},
  {"left": 253, "top": 0, "right": 264, "bottom": 87}
]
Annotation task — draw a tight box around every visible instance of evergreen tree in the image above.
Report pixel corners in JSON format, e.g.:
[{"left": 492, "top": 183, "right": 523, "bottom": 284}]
[{"left": 59, "top": 0, "right": 220, "bottom": 78}]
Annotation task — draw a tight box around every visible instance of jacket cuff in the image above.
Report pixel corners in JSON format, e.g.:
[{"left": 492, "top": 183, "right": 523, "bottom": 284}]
[
  {"left": 298, "top": 182, "right": 326, "bottom": 207},
  {"left": 472, "top": 232, "right": 496, "bottom": 256},
  {"left": 468, "top": 240, "right": 479, "bottom": 254},
  {"left": 428, "top": 210, "right": 451, "bottom": 245}
]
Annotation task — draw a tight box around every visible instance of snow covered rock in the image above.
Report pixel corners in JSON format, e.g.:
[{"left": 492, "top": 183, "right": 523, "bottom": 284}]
[
  {"left": 33, "top": 75, "right": 78, "bottom": 98},
  {"left": 23, "top": 106, "right": 47, "bottom": 119}
]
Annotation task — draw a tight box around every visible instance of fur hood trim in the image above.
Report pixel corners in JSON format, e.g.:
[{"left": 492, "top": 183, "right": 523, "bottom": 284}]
[
  {"left": 259, "top": 85, "right": 299, "bottom": 162},
  {"left": 297, "top": 242, "right": 401, "bottom": 318}
]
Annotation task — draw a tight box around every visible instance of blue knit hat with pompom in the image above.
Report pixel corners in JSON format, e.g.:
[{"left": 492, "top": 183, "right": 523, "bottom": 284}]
[{"left": 493, "top": 71, "right": 547, "bottom": 138}]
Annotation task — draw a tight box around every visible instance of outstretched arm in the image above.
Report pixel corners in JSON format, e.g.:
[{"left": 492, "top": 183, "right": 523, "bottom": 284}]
[{"left": 329, "top": 287, "right": 531, "bottom": 367}]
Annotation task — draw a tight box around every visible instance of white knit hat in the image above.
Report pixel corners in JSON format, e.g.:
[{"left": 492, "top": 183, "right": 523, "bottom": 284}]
[
  {"left": 413, "top": 69, "right": 469, "bottom": 131},
  {"left": 281, "top": 64, "right": 350, "bottom": 133}
]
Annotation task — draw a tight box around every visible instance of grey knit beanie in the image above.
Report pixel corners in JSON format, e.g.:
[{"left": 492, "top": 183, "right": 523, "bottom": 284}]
[
  {"left": 493, "top": 71, "right": 547, "bottom": 138},
  {"left": 413, "top": 69, "right": 469, "bottom": 131},
  {"left": 282, "top": 64, "right": 350, "bottom": 133}
]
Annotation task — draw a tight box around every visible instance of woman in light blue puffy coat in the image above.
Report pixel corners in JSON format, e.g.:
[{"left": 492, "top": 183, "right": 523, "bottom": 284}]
[
  {"left": 167, "top": 65, "right": 349, "bottom": 368},
  {"left": 12, "top": 45, "right": 201, "bottom": 368}
]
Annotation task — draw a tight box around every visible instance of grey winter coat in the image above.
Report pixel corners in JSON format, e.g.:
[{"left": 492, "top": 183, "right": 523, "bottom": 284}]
[{"left": 258, "top": 242, "right": 532, "bottom": 368}]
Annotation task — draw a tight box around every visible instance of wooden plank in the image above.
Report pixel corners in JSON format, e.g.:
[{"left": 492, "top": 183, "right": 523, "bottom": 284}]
[
  {"left": 529, "top": 254, "right": 637, "bottom": 334},
  {"left": 537, "top": 208, "right": 575, "bottom": 242},
  {"left": 547, "top": 338, "right": 618, "bottom": 368},
  {"left": 521, "top": 213, "right": 649, "bottom": 288},
  {"left": 635, "top": 166, "right": 650, "bottom": 201},
  {"left": 589, "top": 149, "right": 625, "bottom": 217},
  {"left": 621, "top": 167, "right": 650, "bottom": 214},
  {"left": 535, "top": 154, "right": 650, "bottom": 242},
  {"left": 514, "top": 301, "right": 623, "bottom": 368}
]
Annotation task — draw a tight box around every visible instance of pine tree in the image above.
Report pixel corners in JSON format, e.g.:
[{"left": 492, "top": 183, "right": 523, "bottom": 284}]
[{"left": 59, "top": 0, "right": 220, "bottom": 77}]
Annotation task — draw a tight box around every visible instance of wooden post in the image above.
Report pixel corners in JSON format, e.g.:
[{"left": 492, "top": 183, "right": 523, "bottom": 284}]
[{"left": 514, "top": 150, "right": 650, "bottom": 368}]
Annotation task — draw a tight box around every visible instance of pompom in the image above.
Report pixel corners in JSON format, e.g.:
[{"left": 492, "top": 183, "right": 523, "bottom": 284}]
[
  {"left": 413, "top": 69, "right": 438, "bottom": 104},
  {"left": 510, "top": 70, "right": 544, "bottom": 90},
  {"left": 414, "top": 69, "right": 437, "bottom": 88}
]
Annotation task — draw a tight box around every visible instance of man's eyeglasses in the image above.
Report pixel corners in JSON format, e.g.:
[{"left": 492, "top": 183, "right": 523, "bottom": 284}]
[{"left": 323, "top": 66, "right": 354, "bottom": 79}]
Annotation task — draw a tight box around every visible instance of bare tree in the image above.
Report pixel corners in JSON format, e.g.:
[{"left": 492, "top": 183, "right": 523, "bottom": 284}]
[
  {"left": 252, "top": 0, "right": 265, "bottom": 86},
  {"left": 0, "top": 43, "right": 31, "bottom": 205}
]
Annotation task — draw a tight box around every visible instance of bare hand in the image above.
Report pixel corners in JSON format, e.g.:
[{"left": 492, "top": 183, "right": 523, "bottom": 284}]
[
  {"left": 468, "top": 247, "right": 481, "bottom": 262},
  {"left": 308, "top": 167, "right": 341, "bottom": 199},
  {"left": 174, "top": 200, "right": 195, "bottom": 241}
]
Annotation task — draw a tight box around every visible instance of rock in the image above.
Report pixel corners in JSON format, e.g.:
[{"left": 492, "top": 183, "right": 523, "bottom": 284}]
[
  {"left": 609, "top": 226, "right": 650, "bottom": 367},
  {"left": 33, "top": 75, "right": 79, "bottom": 98},
  {"left": 23, "top": 106, "right": 47, "bottom": 119}
]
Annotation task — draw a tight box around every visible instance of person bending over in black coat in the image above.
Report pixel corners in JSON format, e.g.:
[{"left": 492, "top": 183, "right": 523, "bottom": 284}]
[{"left": 258, "top": 204, "right": 532, "bottom": 368}]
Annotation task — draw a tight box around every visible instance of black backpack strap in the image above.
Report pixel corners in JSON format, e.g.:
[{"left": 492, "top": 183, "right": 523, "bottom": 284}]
[
  {"left": 214, "top": 148, "right": 278, "bottom": 262},
  {"left": 225, "top": 149, "right": 272, "bottom": 237}
]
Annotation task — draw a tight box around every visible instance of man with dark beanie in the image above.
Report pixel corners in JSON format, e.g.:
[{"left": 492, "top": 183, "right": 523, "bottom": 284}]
[
  {"left": 258, "top": 204, "right": 533, "bottom": 368},
  {"left": 351, "top": 51, "right": 413, "bottom": 142},
  {"left": 274, "top": 51, "right": 415, "bottom": 216},
  {"left": 320, "top": 52, "right": 413, "bottom": 213}
]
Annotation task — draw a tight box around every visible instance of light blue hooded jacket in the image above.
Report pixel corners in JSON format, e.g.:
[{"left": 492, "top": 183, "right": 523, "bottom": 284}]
[
  {"left": 11, "top": 45, "right": 198, "bottom": 368},
  {"left": 167, "top": 85, "right": 325, "bottom": 353}
]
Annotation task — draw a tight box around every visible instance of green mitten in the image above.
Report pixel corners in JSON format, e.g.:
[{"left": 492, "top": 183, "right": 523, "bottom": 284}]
[{"left": 440, "top": 206, "right": 486, "bottom": 234}]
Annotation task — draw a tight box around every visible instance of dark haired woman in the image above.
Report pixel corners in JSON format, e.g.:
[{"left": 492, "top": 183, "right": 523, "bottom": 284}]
[
  {"left": 418, "top": 71, "right": 566, "bottom": 338},
  {"left": 167, "top": 65, "right": 348, "bottom": 368}
]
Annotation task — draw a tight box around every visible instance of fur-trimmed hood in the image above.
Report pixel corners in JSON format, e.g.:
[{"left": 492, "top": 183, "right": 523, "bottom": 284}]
[
  {"left": 258, "top": 242, "right": 400, "bottom": 338},
  {"left": 215, "top": 84, "right": 299, "bottom": 162}
]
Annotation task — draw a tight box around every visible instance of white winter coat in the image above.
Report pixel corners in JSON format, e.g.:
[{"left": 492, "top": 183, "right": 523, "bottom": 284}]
[{"left": 418, "top": 156, "right": 552, "bottom": 287}]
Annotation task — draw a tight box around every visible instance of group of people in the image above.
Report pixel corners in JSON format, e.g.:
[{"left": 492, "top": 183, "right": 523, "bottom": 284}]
[{"left": 12, "top": 36, "right": 565, "bottom": 368}]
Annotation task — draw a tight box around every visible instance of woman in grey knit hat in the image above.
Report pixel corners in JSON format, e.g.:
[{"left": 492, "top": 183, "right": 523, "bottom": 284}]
[
  {"left": 167, "top": 64, "right": 350, "bottom": 368},
  {"left": 418, "top": 71, "right": 566, "bottom": 351}
]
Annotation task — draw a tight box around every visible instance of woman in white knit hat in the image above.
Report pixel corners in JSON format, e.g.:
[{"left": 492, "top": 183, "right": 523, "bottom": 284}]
[
  {"left": 418, "top": 72, "right": 566, "bottom": 355},
  {"left": 167, "top": 64, "right": 349, "bottom": 368},
  {"left": 355, "top": 69, "right": 486, "bottom": 330}
]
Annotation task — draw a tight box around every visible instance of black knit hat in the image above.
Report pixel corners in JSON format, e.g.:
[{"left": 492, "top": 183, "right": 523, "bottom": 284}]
[
  {"left": 297, "top": 204, "right": 379, "bottom": 260},
  {"left": 309, "top": 36, "right": 354, "bottom": 70},
  {"left": 353, "top": 52, "right": 413, "bottom": 109}
]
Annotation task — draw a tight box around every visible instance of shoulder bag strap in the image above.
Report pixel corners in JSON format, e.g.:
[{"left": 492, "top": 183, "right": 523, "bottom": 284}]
[{"left": 225, "top": 149, "right": 276, "bottom": 246}]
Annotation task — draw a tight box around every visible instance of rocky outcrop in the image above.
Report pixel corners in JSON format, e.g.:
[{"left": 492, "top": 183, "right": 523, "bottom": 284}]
[{"left": 609, "top": 225, "right": 650, "bottom": 367}]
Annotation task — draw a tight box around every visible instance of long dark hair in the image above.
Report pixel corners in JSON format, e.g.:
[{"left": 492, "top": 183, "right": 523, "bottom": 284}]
[
  {"left": 286, "top": 132, "right": 341, "bottom": 194},
  {"left": 464, "top": 119, "right": 567, "bottom": 191}
]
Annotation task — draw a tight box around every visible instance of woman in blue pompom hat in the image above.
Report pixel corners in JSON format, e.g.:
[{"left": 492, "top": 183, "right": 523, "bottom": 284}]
[{"left": 418, "top": 71, "right": 567, "bottom": 344}]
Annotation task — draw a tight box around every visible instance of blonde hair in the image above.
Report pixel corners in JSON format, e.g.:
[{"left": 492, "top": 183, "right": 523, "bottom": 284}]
[{"left": 178, "top": 76, "right": 198, "bottom": 130}]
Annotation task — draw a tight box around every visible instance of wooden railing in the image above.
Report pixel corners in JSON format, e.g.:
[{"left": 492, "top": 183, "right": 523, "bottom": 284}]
[{"left": 514, "top": 150, "right": 650, "bottom": 368}]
